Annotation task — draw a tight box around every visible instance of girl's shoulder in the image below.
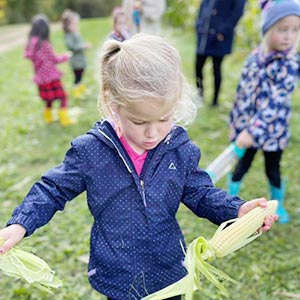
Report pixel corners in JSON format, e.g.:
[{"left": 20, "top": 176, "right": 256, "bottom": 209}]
[
  {"left": 169, "top": 125, "right": 201, "bottom": 155},
  {"left": 71, "top": 121, "right": 116, "bottom": 151}
]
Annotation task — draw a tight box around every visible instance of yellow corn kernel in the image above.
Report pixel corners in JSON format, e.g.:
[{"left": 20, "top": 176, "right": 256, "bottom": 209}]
[{"left": 209, "top": 200, "right": 278, "bottom": 258}]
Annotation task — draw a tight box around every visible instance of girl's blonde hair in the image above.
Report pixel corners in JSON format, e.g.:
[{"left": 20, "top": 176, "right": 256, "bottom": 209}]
[
  {"left": 61, "top": 9, "right": 80, "bottom": 33},
  {"left": 98, "top": 33, "right": 197, "bottom": 126}
]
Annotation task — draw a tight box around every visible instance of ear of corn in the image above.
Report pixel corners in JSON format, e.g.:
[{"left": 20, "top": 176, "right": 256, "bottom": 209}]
[
  {"left": 143, "top": 200, "right": 278, "bottom": 300},
  {"left": 209, "top": 200, "right": 277, "bottom": 258},
  {"left": 0, "top": 237, "right": 63, "bottom": 293}
]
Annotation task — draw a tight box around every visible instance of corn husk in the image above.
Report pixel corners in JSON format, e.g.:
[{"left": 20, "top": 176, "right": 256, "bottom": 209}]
[
  {"left": 143, "top": 200, "right": 278, "bottom": 300},
  {"left": 0, "top": 237, "right": 62, "bottom": 293}
]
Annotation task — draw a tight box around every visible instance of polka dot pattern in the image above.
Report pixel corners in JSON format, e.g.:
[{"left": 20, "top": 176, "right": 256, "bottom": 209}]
[
  {"left": 25, "top": 36, "right": 69, "bottom": 85},
  {"left": 8, "top": 120, "right": 244, "bottom": 299}
]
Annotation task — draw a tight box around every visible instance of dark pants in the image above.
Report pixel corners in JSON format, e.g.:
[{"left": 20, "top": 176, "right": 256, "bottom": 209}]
[
  {"left": 74, "top": 68, "right": 84, "bottom": 84},
  {"left": 195, "top": 54, "right": 224, "bottom": 106},
  {"left": 107, "top": 296, "right": 181, "bottom": 300},
  {"left": 232, "top": 148, "right": 282, "bottom": 188}
]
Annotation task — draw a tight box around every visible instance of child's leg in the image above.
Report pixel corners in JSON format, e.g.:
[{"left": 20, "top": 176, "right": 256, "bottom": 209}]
[
  {"left": 74, "top": 69, "right": 84, "bottom": 85},
  {"left": 58, "top": 95, "right": 74, "bottom": 126},
  {"left": 73, "top": 69, "right": 85, "bottom": 98},
  {"left": 228, "top": 148, "right": 257, "bottom": 195},
  {"left": 43, "top": 101, "right": 54, "bottom": 123},
  {"left": 195, "top": 54, "right": 207, "bottom": 98},
  {"left": 211, "top": 56, "right": 224, "bottom": 106},
  {"left": 264, "top": 150, "right": 282, "bottom": 187},
  {"left": 53, "top": 80, "right": 75, "bottom": 126},
  {"left": 264, "top": 150, "right": 289, "bottom": 223},
  {"left": 232, "top": 148, "right": 257, "bottom": 181},
  {"left": 38, "top": 84, "right": 54, "bottom": 123}
]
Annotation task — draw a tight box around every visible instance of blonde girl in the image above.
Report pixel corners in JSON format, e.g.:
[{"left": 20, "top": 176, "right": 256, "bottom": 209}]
[
  {"left": 61, "top": 9, "right": 91, "bottom": 98},
  {"left": 0, "top": 34, "right": 276, "bottom": 300},
  {"left": 228, "top": 0, "right": 300, "bottom": 224}
]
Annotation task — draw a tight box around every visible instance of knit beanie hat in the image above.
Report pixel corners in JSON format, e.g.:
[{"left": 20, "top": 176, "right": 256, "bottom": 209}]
[{"left": 261, "top": 0, "right": 300, "bottom": 35}]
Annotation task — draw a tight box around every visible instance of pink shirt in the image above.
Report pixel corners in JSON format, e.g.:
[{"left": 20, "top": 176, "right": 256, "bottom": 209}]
[{"left": 120, "top": 136, "right": 148, "bottom": 176}]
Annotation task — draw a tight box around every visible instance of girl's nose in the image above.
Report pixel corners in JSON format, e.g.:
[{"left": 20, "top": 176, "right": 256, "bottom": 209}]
[{"left": 145, "top": 124, "right": 157, "bottom": 138}]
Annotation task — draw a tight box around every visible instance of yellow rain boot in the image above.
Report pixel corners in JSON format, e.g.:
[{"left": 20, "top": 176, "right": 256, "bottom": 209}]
[
  {"left": 79, "top": 83, "right": 86, "bottom": 94},
  {"left": 44, "top": 108, "right": 54, "bottom": 124},
  {"left": 73, "top": 85, "right": 81, "bottom": 99},
  {"left": 58, "top": 108, "right": 75, "bottom": 126}
]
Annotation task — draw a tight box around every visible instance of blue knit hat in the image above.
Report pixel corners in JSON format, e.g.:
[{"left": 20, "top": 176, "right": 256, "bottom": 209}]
[{"left": 261, "top": 0, "right": 300, "bottom": 35}]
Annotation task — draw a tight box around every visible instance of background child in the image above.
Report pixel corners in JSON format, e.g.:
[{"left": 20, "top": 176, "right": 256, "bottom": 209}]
[
  {"left": 61, "top": 9, "right": 91, "bottom": 99},
  {"left": 108, "top": 7, "right": 130, "bottom": 42},
  {"left": 132, "top": 0, "right": 142, "bottom": 33},
  {"left": 195, "top": 0, "right": 246, "bottom": 106},
  {"left": 228, "top": 0, "right": 300, "bottom": 224},
  {"left": 0, "top": 34, "right": 276, "bottom": 300},
  {"left": 122, "top": 0, "right": 166, "bottom": 35},
  {"left": 25, "top": 14, "right": 74, "bottom": 126}
]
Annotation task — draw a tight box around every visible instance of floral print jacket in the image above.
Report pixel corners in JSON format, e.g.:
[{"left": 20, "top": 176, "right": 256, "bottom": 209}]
[{"left": 229, "top": 47, "right": 300, "bottom": 151}]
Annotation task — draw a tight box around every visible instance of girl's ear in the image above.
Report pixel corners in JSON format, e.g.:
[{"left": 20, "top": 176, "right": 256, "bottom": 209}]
[
  {"left": 103, "top": 89, "right": 116, "bottom": 112},
  {"left": 109, "top": 102, "right": 119, "bottom": 114}
]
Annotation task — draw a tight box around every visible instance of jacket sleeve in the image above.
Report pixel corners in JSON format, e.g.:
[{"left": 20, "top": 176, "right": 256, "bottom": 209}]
[
  {"left": 230, "top": 0, "right": 246, "bottom": 28},
  {"left": 24, "top": 37, "right": 38, "bottom": 59},
  {"left": 181, "top": 144, "right": 245, "bottom": 225},
  {"left": 219, "top": 0, "right": 246, "bottom": 35},
  {"left": 7, "top": 145, "right": 86, "bottom": 236},
  {"left": 43, "top": 41, "right": 69, "bottom": 64}
]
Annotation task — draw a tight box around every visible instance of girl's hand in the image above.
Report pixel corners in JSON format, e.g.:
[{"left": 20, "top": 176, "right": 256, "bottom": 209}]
[
  {"left": 65, "top": 51, "right": 72, "bottom": 59},
  {"left": 235, "top": 130, "right": 253, "bottom": 148},
  {"left": 238, "top": 198, "right": 278, "bottom": 232},
  {"left": 0, "top": 224, "right": 26, "bottom": 254},
  {"left": 84, "top": 42, "right": 91, "bottom": 49}
]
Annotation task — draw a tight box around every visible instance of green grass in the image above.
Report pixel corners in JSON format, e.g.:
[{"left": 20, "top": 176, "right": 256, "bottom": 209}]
[{"left": 0, "top": 18, "right": 300, "bottom": 300}]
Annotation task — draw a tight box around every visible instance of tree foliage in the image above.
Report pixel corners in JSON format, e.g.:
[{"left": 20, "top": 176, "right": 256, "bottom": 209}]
[
  {"left": 164, "top": 0, "right": 199, "bottom": 29},
  {"left": 3, "top": 0, "right": 121, "bottom": 24},
  {"left": 2, "top": 0, "right": 261, "bottom": 50},
  {"left": 0, "top": 0, "right": 7, "bottom": 24},
  {"left": 163, "top": 0, "right": 260, "bottom": 51}
]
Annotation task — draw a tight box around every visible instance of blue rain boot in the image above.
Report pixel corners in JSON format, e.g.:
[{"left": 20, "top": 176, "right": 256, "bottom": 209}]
[
  {"left": 227, "top": 173, "right": 242, "bottom": 196},
  {"left": 269, "top": 182, "right": 290, "bottom": 224}
]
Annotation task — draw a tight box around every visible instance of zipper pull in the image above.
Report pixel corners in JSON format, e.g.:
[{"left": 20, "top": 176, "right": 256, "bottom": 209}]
[{"left": 140, "top": 180, "right": 147, "bottom": 207}]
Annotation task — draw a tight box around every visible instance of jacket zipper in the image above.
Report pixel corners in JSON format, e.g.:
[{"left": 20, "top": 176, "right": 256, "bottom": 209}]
[
  {"left": 139, "top": 131, "right": 173, "bottom": 208},
  {"left": 98, "top": 128, "right": 148, "bottom": 207},
  {"left": 99, "top": 126, "right": 174, "bottom": 209},
  {"left": 140, "top": 180, "right": 146, "bottom": 207}
]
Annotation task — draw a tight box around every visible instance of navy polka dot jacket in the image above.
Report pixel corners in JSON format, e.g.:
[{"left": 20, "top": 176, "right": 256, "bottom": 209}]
[{"left": 8, "top": 120, "right": 244, "bottom": 299}]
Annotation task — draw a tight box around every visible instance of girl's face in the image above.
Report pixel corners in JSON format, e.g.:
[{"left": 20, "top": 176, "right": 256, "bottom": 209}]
[
  {"left": 70, "top": 18, "right": 79, "bottom": 33},
  {"left": 115, "top": 15, "right": 128, "bottom": 34},
  {"left": 268, "top": 15, "right": 300, "bottom": 52},
  {"left": 115, "top": 99, "right": 175, "bottom": 154}
]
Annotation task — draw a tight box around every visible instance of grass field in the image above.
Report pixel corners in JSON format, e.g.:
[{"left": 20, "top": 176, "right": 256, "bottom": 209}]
[{"left": 0, "top": 18, "right": 300, "bottom": 300}]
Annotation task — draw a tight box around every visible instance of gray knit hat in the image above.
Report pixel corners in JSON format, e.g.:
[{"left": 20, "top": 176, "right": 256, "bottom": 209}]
[{"left": 261, "top": 0, "right": 300, "bottom": 35}]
